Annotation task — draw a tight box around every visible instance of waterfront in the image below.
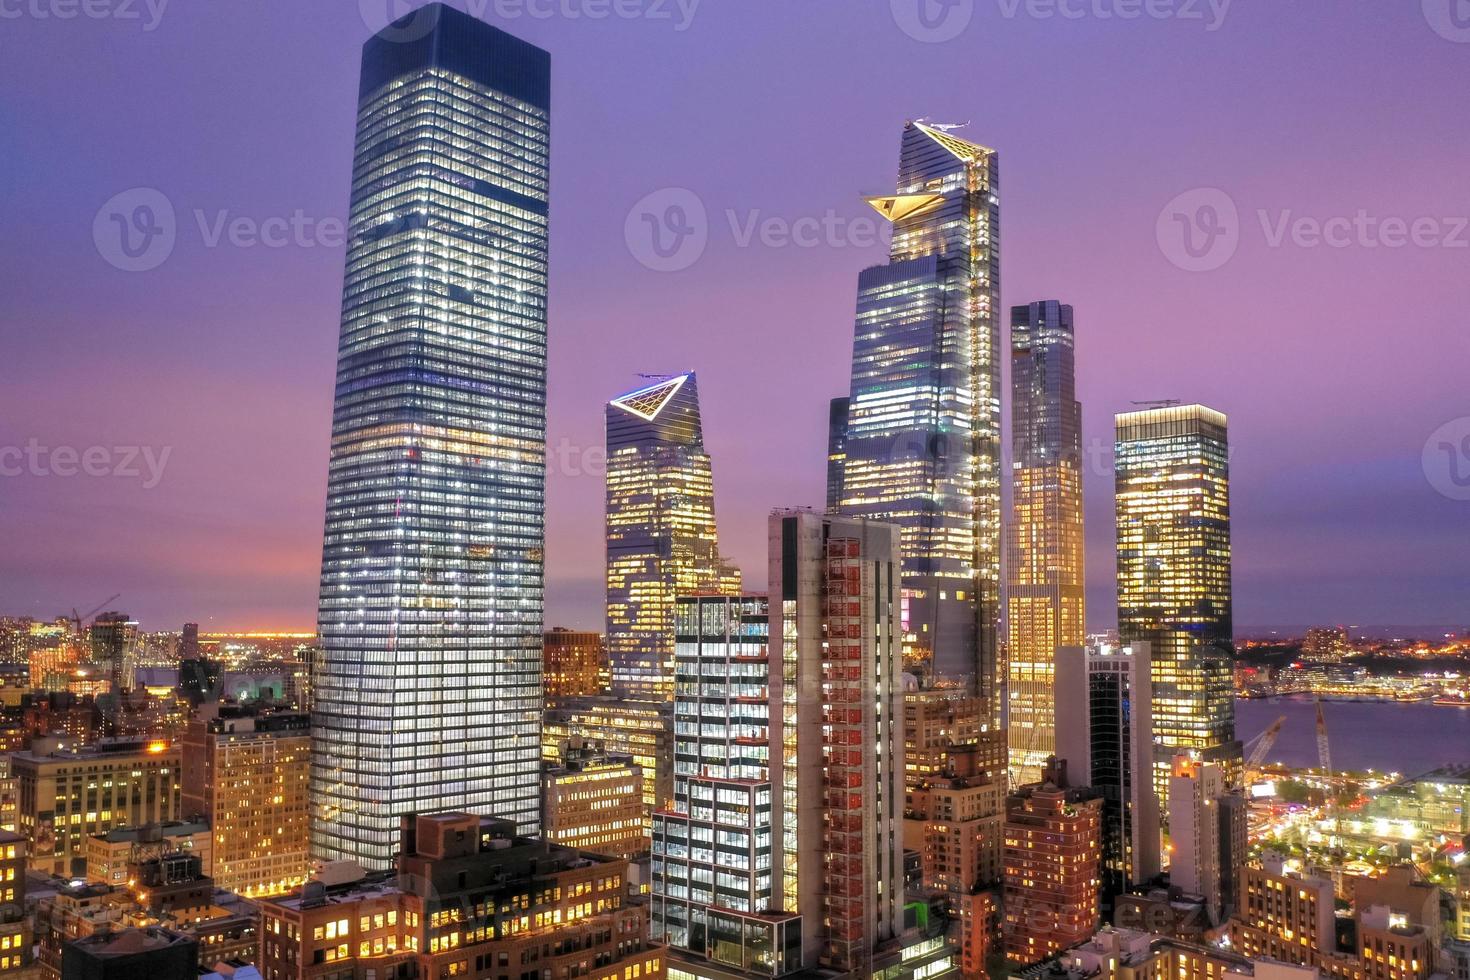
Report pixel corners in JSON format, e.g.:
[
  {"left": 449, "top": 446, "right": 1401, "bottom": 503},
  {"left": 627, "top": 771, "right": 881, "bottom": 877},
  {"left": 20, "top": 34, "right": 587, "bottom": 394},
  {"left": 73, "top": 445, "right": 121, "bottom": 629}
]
[{"left": 1237, "top": 696, "right": 1470, "bottom": 775}]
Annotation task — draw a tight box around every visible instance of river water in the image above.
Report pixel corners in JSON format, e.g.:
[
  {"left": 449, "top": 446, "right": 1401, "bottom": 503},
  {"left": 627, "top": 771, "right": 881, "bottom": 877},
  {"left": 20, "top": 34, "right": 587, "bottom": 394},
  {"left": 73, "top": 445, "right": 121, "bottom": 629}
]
[{"left": 1235, "top": 696, "right": 1470, "bottom": 776}]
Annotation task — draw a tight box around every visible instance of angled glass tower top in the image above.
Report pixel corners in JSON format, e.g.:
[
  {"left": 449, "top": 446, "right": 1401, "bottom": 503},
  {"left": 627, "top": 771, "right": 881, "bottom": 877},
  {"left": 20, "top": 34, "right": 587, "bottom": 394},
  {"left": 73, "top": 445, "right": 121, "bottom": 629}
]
[
  {"left": 606, "top": 372, "right": 739, "bottom": 701},
  {"left": 311, "top": 3, "right": 550, "bottom": 870},
  {"left": 834, "top": 120, "right": 1001, "bottom": 711},
  {"left": 608, "top": 373, "right": 702, "bottom": 447}
]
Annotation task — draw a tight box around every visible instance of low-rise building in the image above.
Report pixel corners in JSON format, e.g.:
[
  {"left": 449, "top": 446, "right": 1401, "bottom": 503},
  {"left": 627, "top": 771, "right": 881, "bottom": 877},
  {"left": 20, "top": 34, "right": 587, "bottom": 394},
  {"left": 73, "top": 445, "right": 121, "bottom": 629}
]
[
  {"left": 13, "top": 738, "right": 180, "bottom": 877},
  {"left": 256, "top": 813, "right": 664, "bottom": 980},
  {"left": 543, "top": 739, "right": 646, "bottom": 860},
  {"left": 85, "top": 822, "right": 211, "bottom": 887}
]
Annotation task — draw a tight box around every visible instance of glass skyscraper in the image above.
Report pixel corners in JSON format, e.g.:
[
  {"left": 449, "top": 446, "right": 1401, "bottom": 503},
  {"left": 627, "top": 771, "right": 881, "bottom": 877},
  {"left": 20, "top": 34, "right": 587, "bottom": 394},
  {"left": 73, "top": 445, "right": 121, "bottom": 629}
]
[
  {"left": 1006, "top": 300, "right": 1085, "bottom": 786},
  {"left": 605, "top": 373, "right": 739, "bottom": 701},
  {"left": 831, "top": 121, "right": 1001, "bottom": 713},
  {"left": 1115, "top": 405, "right": 1240, "bottom": 802},
  {"left": 311, "top": 3, "right": 550, "bottom": 869}
]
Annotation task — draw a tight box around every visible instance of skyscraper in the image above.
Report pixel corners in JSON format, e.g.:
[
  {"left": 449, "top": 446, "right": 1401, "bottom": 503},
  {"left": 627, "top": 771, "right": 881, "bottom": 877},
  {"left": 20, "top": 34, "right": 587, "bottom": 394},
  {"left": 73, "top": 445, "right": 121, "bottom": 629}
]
[
  {"left": 1054, "top": 642, "right": 1160, "bottom": 910},
  {"left": 1115, "top": 404, "right": 1240, "bottom": 800},
  {"left": 832, "top": 121, "right": 1001, "bottom": 712},
  {"left": 826, "top": 397, "right": 849, "bottom": 511},
  {"left": 606, "top": 372, "right": 739, "bottom": 700},
  {"left": 769, "top": 511, "right": 904, "bottom": 972},
  {"left": 1007, "top": 300, "right": 1085, "bottom": 786},
  {"left": 652, "top": 515, "right": 906, "bottom": 977},
  {"left": 311, "top": 3, "right": 551, "bottom": 869}
]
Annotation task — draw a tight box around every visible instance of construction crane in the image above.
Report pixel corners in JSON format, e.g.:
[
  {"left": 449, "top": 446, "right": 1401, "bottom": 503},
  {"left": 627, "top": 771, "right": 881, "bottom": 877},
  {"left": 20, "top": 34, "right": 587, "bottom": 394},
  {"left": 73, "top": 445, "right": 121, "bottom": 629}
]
[
  {"left": 1243, "top": 714, "right": 1288, "bottom": 781},
  {"left": 69, "top": 593, "right": 121, "bottom": 640},
  {"left": 1316, "top": 697, "right": 1344, "bottom": 839},
  {"left": 1315, "top": 697, "right": 1333, "bottom": 777}
]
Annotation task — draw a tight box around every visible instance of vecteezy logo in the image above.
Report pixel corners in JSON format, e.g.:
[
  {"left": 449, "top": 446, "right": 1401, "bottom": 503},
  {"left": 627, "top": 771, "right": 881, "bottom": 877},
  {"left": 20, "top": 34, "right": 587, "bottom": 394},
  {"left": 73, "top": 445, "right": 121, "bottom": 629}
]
[
  {"left": 624, "top": 188, "right": 708, "bottom": 273},
  {"left": 891, "top": 0, "right": 974, "bottom": 42},
  {"left": 358, "top": 0, "right": 440, "bottom": 43},
  {"left": 1156, "top": 188, "right": 1239, "bottom": 273},
  {"left": 93, "top": 188, "right": 176, "bottom": 273},
  {"left": 1423, "top": 0, "right": 1470, "bottom": 41},
  {"left": 1423, "top": 417, "right": 1470, "bottom": 501}
]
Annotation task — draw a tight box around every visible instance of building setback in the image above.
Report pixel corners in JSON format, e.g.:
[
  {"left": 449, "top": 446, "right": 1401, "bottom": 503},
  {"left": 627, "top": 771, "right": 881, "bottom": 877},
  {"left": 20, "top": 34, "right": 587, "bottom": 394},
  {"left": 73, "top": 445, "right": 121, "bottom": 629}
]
[
  {"left": 605, "top": 373, "right": 739, "bottom": 702},
  {"left": 831, "top": 121, "right": 1002, "bottom": 713},
  {"left": 1006, "top": 300, "right": 1085, "bottom": 787}
]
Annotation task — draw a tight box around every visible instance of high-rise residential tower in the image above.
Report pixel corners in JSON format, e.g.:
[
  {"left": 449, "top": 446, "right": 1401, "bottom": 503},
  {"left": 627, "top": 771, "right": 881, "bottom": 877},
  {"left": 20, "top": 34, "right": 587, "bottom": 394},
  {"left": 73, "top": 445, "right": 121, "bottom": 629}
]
[
  {"left": 606, "top": 372, "right": 739, "bottom": 700},
  {"left": 1115, "top": 405, "right": 1240, "bottom": 800},
  {"left": 652, "top": 514, "right": 906, "bottom": 977},
  {"left": 831, "top": 121, "right": 1001, "bottom": 712},
  {"left": 1006, "top": 300, "right": 1085, "bottom": 786},
  {"left": 311, "top": 4, "right": 551, "bottom": 869}
]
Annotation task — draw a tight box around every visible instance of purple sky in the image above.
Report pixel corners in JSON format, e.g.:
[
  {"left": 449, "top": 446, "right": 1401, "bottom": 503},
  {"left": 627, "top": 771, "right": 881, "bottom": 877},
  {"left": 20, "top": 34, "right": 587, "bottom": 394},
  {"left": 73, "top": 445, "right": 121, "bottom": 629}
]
[{"left": 2, "top": 0, "right": 1467, "bottom": 634}]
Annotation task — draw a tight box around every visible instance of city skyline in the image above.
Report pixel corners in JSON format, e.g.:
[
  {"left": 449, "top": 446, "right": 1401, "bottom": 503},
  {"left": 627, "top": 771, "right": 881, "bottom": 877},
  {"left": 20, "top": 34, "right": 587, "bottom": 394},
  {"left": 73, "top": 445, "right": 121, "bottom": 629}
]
[{"left": 4, "top": 2, "right": 1468, "bottom": 635}]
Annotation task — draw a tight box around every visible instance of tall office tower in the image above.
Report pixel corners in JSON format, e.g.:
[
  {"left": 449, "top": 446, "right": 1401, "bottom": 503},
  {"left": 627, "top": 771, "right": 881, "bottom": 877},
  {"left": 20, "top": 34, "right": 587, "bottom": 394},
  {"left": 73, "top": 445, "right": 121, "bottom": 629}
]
[
  {"left": 311, "top": 4, "right": 551, "bottom": 869},
  {"left": 1007, "top": 300, "right": 1085, "bottom": 786},
  {"left": 606, "top": 373, "right": 740, "bottom": 701},
  {"left": 833, "top": 121, "right": 1001, "bottom": 710},
  {"left": 826, "top": 397, "right": 849, "bottom": 511},
  {"left": 178, "top": 623, "right": 199, "bottom": 662},
  {"left": 1055, "top": 643, "right": 1161, "bottom": 911},
  {"left": 1116, "top": 405, "right": 1240, "bottom": 800},
  {"left": 1001, "top": 764, "right": 1103, "bottom": 966}
]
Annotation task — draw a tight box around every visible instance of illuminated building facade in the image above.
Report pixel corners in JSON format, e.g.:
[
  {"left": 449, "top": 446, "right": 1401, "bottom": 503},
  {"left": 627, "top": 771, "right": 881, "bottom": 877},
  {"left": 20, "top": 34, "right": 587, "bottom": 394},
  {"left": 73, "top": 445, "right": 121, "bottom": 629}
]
[
  {"left": 826, "top": 397, "right": 849, "bottom": 511},
  {"left": 1006, "top": 300, "right": 1085, "bottom": 786},
  {"left": 311, "top": 3, "right": 550, "bottom": 867},
  {"left": 256, "top": 814, "right": 664, "bottom": 980},
  {"left": 543, "top": 698, "right": 672, "bottom": 823},
  {"left": 89, "top": 613, "right": 138, "bottom": 699},
  {"left": 542, "top": 628, "right": 608, "bottom": 703},
  {"left": 1115, "top": 405, "right": 1240, "bottom": 798},
  {"left": 1227, "top": 852, "right": 1336, "bottom": 967},
  {"left": 0, "top": 832, "right": 27, "bottom": 976},
  {"left": 181, "top": 711, "right": 311, "bottom": 897},
  {"left": 651, "top": 594, "right": 800, "bottom": 977},
  {"left": 542, "top": 739, "right": 646, "bottom": 859},
  {"left": 12, "top": 737, "right": 180, "bottom": 876},
  {"left": 1001, "top": 774, "right": 1103, "bottom": 966},
  {"left": 831, "top": 121, "right": 1001, "bottom": 710},
  {"left": 606, "top": 373, "right": 740, "bottom": 701},
  {"left": 1168, "top": 754, "right": 1246, "bottom": 925},
  {"left": 653, "top": 514, "right": 905, "bottom": 976},
  {"left": 1054, "top": 643, "right": 1160, "bottom": 909}
]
